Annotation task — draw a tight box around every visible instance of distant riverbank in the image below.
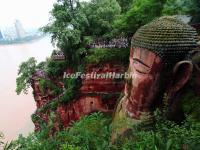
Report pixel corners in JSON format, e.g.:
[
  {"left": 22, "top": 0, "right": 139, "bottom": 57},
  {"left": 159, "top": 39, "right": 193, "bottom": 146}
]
[{"left": 0, "top": 35, "right": 46, "bottom": 45}]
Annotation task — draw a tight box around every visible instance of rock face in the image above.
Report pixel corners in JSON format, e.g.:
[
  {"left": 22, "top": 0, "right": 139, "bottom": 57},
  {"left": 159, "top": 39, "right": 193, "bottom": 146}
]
[
  {"left": 80, "top": 63, "right": 125, "bottom": 94},
  {"left": 31, "top": 62, "right": 126, "bottom": 131},
  {"left": 57, "top": 96, "right": 111, "bottom": 128},
  {"left": 32, "top": 71, "right": 64, "bottom": 109}
]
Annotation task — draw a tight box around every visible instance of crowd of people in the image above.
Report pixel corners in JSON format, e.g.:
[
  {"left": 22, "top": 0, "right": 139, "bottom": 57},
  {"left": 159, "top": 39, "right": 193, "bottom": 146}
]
[{"left": 89, "top": 37, "right": 130, "bottom": 49}]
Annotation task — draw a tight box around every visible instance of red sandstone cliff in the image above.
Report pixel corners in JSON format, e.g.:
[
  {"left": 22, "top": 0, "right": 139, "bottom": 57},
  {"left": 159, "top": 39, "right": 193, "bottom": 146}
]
[{"left": 31, "top": 62, "right": 127, "bottom": 131}]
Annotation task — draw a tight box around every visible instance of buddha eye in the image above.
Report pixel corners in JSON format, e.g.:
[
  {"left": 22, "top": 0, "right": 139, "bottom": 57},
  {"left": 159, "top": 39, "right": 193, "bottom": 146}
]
[{"left": 133, "top": 58, "right": 150, "bottom": 74}]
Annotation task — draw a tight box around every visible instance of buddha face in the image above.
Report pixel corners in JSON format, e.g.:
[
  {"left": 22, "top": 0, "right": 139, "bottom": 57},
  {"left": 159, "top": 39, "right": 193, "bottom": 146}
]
[
  {"left": 123, "top": 47, "right": 164, "bottom": 119},
  {"left": 112, "top": 17, "right": 196, "bottom": 141},
  {"left": 112, "top": 47, "right": 193, "bottom": 142}
]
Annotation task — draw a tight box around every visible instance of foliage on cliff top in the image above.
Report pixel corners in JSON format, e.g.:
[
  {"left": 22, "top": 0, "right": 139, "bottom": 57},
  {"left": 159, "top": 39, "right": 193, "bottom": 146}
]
[
  {"left": 16, "top": 57, "right": 37, "bottom": 95},
  {"left": 162, "top": 0, "right": 200, "bottom": 23},
  {"left": 162, "top": 0, "right": 193, "bottom": 15},
  {"left": 113, "top": 0, "right": 166, "bottom": 36},
  {"left": 46, "top": 60, "right": 67, "bottom": 78},
  {"left": 116, "top": 0, "right": 134, "bottom": 13},
  {"left": 42, "top": 0, "right": 121, "bottom": 64},
  {"left": 39, "top": 79, "right": 63, "bottom": 96},
  {"left": 84, "top": 48, "right": 130, "bottom": 65},
  {"left": 113, "top": 0, "right": 200, "bottom": 36}
]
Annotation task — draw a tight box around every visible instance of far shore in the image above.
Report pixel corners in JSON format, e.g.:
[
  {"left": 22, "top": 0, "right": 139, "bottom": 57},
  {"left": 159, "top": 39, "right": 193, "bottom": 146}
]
[{"left": 0, "top": 35, "right": 47, "bottom": 46}]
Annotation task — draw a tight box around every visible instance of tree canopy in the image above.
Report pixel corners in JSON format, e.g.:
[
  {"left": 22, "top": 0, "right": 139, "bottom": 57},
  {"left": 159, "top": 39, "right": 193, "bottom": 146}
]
[
  {"left": 190, "top": 0, "right": 200, "bottom": 23},
  {"left": 161, "top": 0, "right": 200, "bottom": 23},
  {"left": 42, "top": 0, "right": 121, "bottom": 64},
  {"left": 116, "top": 0, "right": 134, "bottom": 13},
  {"left": 162, "top": 0, "right": 193, "bottom": 16},
  {"left": 113, "top": 0, "right": 167, "bottom": 36},
  {"left": 42, "top": 0, "right": 83, "bottom": 62},
  {"left": 16, "top": 57, "right": 37, "bottom": 95},
  {"left": 81, "top": 0, "right": 121, "bottom": 37}
]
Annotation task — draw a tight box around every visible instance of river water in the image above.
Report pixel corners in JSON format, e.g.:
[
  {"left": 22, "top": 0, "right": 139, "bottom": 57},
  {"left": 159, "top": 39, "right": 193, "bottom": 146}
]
[{"left": 0, "top": 37, "right": 53, "bottom": 142}]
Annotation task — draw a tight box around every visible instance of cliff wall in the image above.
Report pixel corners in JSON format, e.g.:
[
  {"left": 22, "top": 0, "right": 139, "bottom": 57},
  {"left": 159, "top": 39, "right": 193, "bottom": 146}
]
[{"left": 31, "top": 61, "right": 127, "bottom": 131}]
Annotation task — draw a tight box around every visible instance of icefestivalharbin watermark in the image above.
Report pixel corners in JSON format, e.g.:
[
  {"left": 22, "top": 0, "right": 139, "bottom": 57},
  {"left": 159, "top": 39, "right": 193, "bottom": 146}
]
[{"left": 63, "top": 72, "right": 134, "bottom": 79}]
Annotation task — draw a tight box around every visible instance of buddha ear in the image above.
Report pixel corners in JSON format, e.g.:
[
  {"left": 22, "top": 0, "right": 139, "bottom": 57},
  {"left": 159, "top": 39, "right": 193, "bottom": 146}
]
[{"left": 168, "top": 61, "right": 193, "bottom": 96}]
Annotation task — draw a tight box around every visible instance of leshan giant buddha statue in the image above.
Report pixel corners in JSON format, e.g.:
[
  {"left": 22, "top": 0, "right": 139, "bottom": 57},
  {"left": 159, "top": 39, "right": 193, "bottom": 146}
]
[{"left": 112, "top": 16, "right": 199, "bottom": 141}]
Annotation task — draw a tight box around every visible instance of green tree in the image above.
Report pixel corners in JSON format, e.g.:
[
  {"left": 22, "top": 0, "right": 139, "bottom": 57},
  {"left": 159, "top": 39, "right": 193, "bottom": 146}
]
[
  {"left": 116, "top": 0, "right": 134, "bottom": 13},
  {"left": 42, "top": 0, "right": 121, "bottom": 64},
  {"left": 16, "top": 57, "right": 37, "bottom": 95},
  {"left": 162, "top": 0, "right": 193, "bottom": 15},
  {"left": 42, "top": 0, "right": 84, "bottom": 63},
  {"left": 189, "top": 0, "right": 200, "bottom": 23},
  {"left": 113, "top": 0, "right": 166, "bottom": 36},
  {"left": 45, "top": 60, "right": 67, "bottom": 77},
  {"left": 162, "top": 0, "right": 200, "bottom": 23},
  {"left": 82, "top": 0, "right": 121, "bottom": 37}
]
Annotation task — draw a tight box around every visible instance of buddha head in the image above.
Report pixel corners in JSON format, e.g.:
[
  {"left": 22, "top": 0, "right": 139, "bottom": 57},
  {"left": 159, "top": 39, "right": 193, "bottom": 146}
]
[{"left": 112, "top": 16, "right": 198, "bottom": 140}]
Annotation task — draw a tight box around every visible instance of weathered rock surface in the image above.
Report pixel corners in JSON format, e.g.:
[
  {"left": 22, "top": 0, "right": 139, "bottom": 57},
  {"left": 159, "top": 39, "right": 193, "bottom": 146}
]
[{"left": 31, "top": 62, "right": 127, "bottom": 131}]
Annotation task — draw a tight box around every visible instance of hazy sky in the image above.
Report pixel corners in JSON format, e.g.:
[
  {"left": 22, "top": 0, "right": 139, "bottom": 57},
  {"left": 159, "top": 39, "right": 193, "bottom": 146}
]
[
  {"left": 0, "top": 0, "right": 89, "bottom": 29},
  {"left": 0, "top": 0, "right": 56, "bottom": 29}
]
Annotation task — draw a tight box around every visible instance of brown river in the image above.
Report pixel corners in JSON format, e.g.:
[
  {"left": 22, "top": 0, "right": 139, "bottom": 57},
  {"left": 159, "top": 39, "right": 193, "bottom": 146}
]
[{"left": 0, "top": 37, "right": 53, "bottom": 142}]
